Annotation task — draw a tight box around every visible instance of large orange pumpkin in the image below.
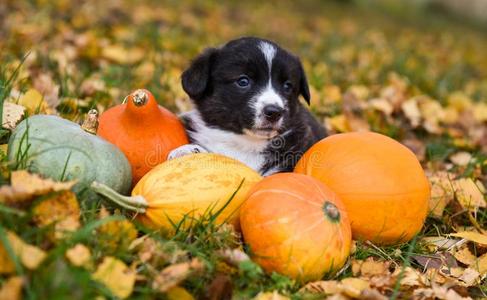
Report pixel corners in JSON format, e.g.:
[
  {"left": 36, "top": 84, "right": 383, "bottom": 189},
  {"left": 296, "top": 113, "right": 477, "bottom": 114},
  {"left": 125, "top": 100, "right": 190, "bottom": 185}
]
[
  {"left": 295, "top": 132, "right": 430, "bottom": 245},
  {"left": 98, "top": 89, "right": 188, "bottom": 185},
  {"left": 240, "top": 173, "right": 352, "bottom": 282}
]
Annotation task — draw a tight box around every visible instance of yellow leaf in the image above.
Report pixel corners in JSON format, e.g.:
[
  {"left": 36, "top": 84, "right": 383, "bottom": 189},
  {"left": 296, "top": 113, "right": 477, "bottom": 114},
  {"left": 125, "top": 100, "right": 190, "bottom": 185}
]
[
  {"left": 97, "top": 215, "right": 137, "bottom": 253},
  {"left": 299, "top": 280, "right": 341, "bottom": 294},
  {"left": 451, "top": 231, "right": 487, "bottom": 245},
  {"left": 327, "top": 114, "right": 349, "bottom": 133},
  {"left": 17, "top": 89, "right": 54, "bottom": 115},
  {"left": 471, "top": 253, "right": 487, "bottom": 275},
  {"left": 32, "top": 190, "right": 80, "bottom": 240},
  {"left": 92, "top": 257, "right": 136, "bottom": 299},
  {"left": 65, "top": 244, "right": 92, "bottom": 268},
  {"left": 2, "top": 102, "right": 25, "bottom": 130},
  {"left": 453, "top": 245, "right": 477, "bottom": 266},
  {"left": 102, "top": 45, "right": 144, "bottom": 64},
  {"left": 253, "top": 291, "right": 290, "bottom": 300},
  {"left": 448, "top": 92, "right": 473, "bottom": 112},
  {"left": 340, "top": 278, "right": 369, "bottom": 298},
  {"left": 0, "top": 231, "right": 47, "bottom": 273},
  {"left": 0, "top": 144, "right": 7, "bottom": 154},
  {"left": 0, "top": 170, "right": 76, "bottom": 206},
  {"left": 166, "top": 286, "right": 195, "bottom": 300},
  {"left": 473, "top": 103, "right": 487, "bottom": 122},
  {"left": 428, "top": 172, "right": 455, "bottom": 218},
  {"left": 452, "top": 178, "right": 486, "bottom": 212},
  {"left": 0, "top": 276, "right": 23, "bottom": 300}
]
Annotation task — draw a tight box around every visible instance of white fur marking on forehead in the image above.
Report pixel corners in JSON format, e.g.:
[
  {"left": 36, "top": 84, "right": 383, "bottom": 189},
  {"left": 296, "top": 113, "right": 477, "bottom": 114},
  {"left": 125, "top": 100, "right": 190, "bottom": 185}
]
[{"left": 258, "top": 42, "right": 276, "bottom": 71}]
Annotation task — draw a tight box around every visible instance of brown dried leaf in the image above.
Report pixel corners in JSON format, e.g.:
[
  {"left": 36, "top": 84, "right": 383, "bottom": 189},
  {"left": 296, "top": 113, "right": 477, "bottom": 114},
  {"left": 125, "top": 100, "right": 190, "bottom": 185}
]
[
  {"left": 401, "top": 98, "right": 421, "bottom": 127},
  {"left": 153, "top": 258, "right": 204, "bottom": 293},
  {"left": 92, "top": 257, "right": 136, "bottom": 299},
  {"left": 2, "top": 102, "right": 25, "bottom": 130},
  {"left": 420, "top": 236, "right": 461, "bottom": 252},
  {"left": 0, "top": 276, "right": 23, "bottom": 300},
  {"left": 0, "top": 170, "right": 76, "bottom": 206},
  {"left": 204, "top": 274, "right": 233, "bottom": 300}
]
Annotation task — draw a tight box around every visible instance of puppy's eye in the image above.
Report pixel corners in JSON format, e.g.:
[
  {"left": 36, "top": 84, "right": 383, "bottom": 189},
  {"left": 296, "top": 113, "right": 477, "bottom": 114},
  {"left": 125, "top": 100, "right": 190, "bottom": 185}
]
[
  {"left": 283, "top": 81, "right": 293, "bottom": 93},
  {"left": 236, "top": 76, "right": 250, "bottom": 88}
]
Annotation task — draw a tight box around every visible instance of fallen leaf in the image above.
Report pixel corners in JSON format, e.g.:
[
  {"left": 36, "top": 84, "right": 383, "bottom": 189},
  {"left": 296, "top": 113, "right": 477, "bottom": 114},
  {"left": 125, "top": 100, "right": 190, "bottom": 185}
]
[
  {"left": 470, "top": 253, "right": 487, "bottom": 275},
  {"left": 360, "top": 289, "right": 388, "bottom": 300},
  {"left": 102, "top": 45, "right": 145, "bottom": 64},
  {"left": 412, "top": 253, "right": 458, "bottom": 271},
  {"left": 401, "top": 98, "right": 421, "bottom": 127},
  {"left": 0, "top": 170, "right": 76, "bottom": 206},
  {"left": 394, "top": 267, "right": 424, "bottom": 287},
  {"left": 153, "top": 259, "right": 204, "bottom": 293},
  {"left": 299, "top": 280, "right": 341, "bottom": 294},
  {"left": 428, "top": 172, "right": 455, "bottom": 218},
  {"left": 32, "top": 190, "right": 80, "bottom": 240},
  {"left": 420, "top": 236, "right": 462, "bottom": 252},
  {"left": 65, "top": 244, "right": 92, "bottom": 268},
  {"left": 32, "top": 73, "right": 60, "bottom": 109},
  {"left": 0, "top": 231, "right": 47, "bottom": 273},
  {"left": 327, "top": 114, "right": 349, "bottom": 133},
  {"left": 472, "top": 102, "right": 487, "bottom": 122},
  {"left": 166, "top": 286, "right": 195, "bottom": 300},
  {"left": 457, "top": 267, "right": 480, "bottom": 286},
  {"left": 2, "top": 102, "right": 25, "bottom": 130},
  {"left": 218, "top": 248, "right": 250, "bottom": 266},
  {"left": 452, "top": 178, "right": 486, "bottom": 212},
  {"left": 340, "top": 278, "right": 370, "bottom": 298},
  {"left": 0, "top": 276, "right": 23, "bottom": 300},
  {"left": 17, "top": 89, "right": 55, "bottom": 115},
  {"left": 92, "top": 257, "right": 136, "bottom": 299},
  {"left": 369, "top": 98, "right": 393, "bottom": 116},
  {"left": 414, "top": 285, "right": 473, "bottom": 300},
  {"left": 450, "top": 152, "right": 472, "bottom": 167},
  {"left": 352, "top": 257, "right": 390, "bottom": 277},
  {"left": 204, "top": 274, "right": 233, "bottom": 300},
  {"left": 451, "top": 231, "right": 487, "bottom": 246},
  {"left": 97, "top": 214, "right": 137, "bottom": 253},
  {"left": 453, "top": 245, "right": 477, "bottom": 266},
  {"left": 253, "top": 291, "right": 290, "bottom": 300}
]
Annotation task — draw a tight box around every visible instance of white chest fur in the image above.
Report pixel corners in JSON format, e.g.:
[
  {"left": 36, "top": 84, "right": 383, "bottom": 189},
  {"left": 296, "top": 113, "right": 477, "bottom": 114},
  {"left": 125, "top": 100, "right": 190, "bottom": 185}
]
[{"left": 182, "top": 111, "right": 268, "bottom": 171}]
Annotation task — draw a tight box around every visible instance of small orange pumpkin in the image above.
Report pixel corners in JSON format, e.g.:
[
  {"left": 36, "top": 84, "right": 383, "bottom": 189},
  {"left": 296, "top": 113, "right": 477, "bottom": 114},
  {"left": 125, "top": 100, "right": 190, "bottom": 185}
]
[
  {"left": 240, "top": 173, "right": 351, "bottom": 282},
  {"left": 295, "top": 132, "right": 430, "bottom": 245},
  {"left": 98, "top": 89, "right": 188, "bottom": 185}
]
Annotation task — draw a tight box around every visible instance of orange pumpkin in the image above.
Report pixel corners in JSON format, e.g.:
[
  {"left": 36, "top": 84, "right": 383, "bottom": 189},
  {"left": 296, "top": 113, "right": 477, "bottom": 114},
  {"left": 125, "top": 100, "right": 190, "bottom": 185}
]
[
  {"left": 295, "top": 132, "right": 430, "bottom": 245},
  {"left": 98, "top": 89, "right": 188, "bottom": 185},
  {"left": 240, "top": 173, "right": 352, "bottom": 282}
]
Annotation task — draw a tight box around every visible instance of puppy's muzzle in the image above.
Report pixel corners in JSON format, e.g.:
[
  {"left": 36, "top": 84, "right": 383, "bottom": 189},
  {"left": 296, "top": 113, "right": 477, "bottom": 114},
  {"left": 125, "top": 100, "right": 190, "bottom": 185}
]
[{"left": 262, "top": 105, "right": 284, "bottom": 123}]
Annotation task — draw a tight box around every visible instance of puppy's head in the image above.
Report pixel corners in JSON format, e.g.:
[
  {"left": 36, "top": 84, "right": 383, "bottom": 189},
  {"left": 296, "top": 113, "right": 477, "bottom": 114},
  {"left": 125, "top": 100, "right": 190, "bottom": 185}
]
[{"left": 182, "top": 37, "right": 310, "bottom": 139}]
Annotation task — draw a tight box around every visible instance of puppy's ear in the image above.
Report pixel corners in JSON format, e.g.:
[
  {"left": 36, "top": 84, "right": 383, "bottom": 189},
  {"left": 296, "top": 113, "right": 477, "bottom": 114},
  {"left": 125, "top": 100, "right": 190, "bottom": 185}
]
[
  {"left": 182, "top": 48, "right": 218, "bottom": 101},
  {"left": 298, "top": 60, "right": 311, "bottom": 105}
]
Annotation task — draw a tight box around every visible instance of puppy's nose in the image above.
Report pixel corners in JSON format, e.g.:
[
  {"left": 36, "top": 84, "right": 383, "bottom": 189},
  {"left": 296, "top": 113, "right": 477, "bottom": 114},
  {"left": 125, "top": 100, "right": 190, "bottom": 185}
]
[{"left": 262, "top": 105, "right": 284, "bottom": 122}]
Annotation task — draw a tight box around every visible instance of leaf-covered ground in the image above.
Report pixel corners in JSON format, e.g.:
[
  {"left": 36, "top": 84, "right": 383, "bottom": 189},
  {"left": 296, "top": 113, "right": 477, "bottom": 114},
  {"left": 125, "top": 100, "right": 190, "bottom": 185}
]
[{"left": 0, "top": 0, "right": 487, "bottom": 299}]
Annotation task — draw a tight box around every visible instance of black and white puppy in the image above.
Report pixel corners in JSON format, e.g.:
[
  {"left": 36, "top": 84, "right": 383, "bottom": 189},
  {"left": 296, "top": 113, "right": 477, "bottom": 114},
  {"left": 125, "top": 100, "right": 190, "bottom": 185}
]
[{"left": 169, "top": 37, "right": 326, "bottom": 176}]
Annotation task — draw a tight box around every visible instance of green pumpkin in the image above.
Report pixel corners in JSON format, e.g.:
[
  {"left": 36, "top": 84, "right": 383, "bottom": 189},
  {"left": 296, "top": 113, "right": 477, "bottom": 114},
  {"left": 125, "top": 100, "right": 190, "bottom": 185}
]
[{"left": 8, "top": 114, "right": 132, "bottom": 195}]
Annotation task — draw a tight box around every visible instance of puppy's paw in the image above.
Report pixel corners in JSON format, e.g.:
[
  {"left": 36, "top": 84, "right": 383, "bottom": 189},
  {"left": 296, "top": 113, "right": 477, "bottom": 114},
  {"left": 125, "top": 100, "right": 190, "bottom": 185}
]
[{"left": 167, "top": 144, "right": 208, "bottom": 160}]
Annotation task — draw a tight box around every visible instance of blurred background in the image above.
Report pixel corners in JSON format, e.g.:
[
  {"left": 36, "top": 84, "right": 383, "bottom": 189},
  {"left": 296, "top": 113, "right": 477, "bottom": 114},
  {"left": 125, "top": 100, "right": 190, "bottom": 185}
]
[{"left": 1, "top": 0, "right": 487, "bottom": 155}]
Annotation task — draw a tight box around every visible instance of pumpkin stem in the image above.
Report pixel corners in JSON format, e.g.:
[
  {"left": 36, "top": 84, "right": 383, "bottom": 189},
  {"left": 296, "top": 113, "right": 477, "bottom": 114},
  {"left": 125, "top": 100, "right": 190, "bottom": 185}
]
[
  {"left": 323, "top": 201, "right": 340, "bottom": 223},
  {"left": 131, "top": 89, "right": 149, "bottom": 106},
  {"left": 91, "top": 181, "right": 148, "bottom": 213},
  {"left": 81, "top": 109, "right": 99, "bottom": 134}
]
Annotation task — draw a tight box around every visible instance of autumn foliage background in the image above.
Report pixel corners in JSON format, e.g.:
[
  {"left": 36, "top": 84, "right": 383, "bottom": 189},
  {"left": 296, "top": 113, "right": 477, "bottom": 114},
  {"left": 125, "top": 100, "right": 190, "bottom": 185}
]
[{"left": 0, "top": 0, "right": 486, "bottom": 299}]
